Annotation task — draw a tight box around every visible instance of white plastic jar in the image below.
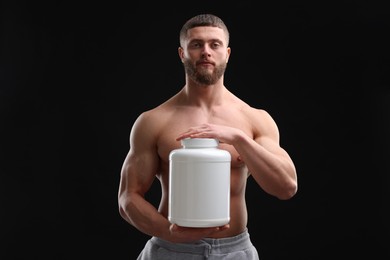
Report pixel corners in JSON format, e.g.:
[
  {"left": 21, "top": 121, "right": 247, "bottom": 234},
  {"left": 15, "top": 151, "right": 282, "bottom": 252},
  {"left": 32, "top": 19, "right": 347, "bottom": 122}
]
[{"left": 168, "top": 138, "right": 231, "bottom": 227}]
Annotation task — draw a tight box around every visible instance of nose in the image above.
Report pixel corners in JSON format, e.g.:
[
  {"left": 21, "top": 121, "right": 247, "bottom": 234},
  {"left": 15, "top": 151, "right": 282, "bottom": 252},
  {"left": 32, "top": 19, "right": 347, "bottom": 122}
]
[{"left": 201, "top": 44, "right": 212, "bottom": 57}]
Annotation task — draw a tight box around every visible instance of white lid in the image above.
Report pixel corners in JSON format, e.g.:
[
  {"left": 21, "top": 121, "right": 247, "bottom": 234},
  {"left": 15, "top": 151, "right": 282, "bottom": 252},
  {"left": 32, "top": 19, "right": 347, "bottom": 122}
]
[{"left": 181, "top": 138, "right": 219, "bottom": 148}]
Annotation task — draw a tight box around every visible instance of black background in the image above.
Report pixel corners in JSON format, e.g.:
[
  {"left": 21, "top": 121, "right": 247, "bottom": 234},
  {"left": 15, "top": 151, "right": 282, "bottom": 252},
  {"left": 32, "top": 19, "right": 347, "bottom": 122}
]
[{"left": 1, "top": 1, "right": 389, "bottom": 259}]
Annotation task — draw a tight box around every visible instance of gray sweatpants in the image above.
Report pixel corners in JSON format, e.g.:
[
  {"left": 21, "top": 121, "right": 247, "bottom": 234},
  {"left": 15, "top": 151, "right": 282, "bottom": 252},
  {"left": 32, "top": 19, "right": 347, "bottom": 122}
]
[{"left": 137, "top": 229, "right": 260, "bottom": 259}]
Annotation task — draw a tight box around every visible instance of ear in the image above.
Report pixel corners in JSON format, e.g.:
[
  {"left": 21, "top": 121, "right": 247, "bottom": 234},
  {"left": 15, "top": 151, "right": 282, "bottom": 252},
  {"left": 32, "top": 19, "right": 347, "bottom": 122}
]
[
  {"left": 178, "top": 47, "right": 184, "bottom": 63},
  {"left": 226, "top": 47, "right": 231, "bottom": 63}
]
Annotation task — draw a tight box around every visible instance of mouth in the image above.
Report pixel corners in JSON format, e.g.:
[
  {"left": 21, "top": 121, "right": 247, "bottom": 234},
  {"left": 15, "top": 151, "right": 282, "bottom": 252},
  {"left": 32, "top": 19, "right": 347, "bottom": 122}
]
[{"left": 197, "top": 61, "right": 214, "bottom": 67}]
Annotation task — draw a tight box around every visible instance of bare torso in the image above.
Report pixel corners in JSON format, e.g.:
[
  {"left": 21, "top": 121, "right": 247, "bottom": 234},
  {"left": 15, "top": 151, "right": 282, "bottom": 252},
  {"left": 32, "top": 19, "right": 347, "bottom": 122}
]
[{"left": 149, "top": 90, "right": 258, "bottom": 238}]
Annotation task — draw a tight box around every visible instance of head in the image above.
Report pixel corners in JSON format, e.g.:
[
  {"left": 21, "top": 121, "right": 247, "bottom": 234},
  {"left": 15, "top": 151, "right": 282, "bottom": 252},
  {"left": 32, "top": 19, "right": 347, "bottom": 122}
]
[
  {"left": 178, "top": 14, "right": 231, "bottom": 85},
  {"left": 179, "top": 14, "right": 230, "bottom": 48}
]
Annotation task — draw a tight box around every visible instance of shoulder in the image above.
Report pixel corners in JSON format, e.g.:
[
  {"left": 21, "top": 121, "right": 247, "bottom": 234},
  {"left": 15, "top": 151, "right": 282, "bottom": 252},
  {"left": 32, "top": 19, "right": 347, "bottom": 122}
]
[
  {"left": 133, "top": 105, "right": 171, "bottom": 130},
  {"left": 130, "top": 100, "right": 177, "bottom": 138},
  {"left": 225, "top": 91, "right": 278, "bottom": 131},
  {"left": 231, "top": 97, "right": 279, "bottom": 139},
  {"left": 226, "top": 98, "right": 278, "bottom": 139},
  {"left": 245, "top": 106, "right": 273, "bottom": 122},
  {"left": 140, "top": 93, "right": 179, "bottom": 119},
  {"left": 230, "top": 94, "right": 274, "bottom": 123},
  {"left": 246, "top": 107, "right": 280, "bottom": 140}
]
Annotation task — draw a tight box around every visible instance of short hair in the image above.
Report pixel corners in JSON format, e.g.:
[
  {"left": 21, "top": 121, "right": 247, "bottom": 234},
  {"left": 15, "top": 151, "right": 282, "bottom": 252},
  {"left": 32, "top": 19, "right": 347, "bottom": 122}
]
[{"left": 179, "top": 14, "right": 230, "bottom": 47}]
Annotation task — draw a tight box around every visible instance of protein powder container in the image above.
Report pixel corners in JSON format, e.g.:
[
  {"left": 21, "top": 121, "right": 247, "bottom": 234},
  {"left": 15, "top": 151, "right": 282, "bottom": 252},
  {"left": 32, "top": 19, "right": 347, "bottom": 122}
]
[{"left": 168, "top": 138, "right": 231, "bottom": 227}]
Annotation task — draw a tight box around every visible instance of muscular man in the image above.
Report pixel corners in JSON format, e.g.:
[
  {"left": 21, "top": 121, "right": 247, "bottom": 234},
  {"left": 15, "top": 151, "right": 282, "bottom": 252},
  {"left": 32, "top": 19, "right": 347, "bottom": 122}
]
[{"left": 118, "top": 13, "right": 298, "bottom": 259}]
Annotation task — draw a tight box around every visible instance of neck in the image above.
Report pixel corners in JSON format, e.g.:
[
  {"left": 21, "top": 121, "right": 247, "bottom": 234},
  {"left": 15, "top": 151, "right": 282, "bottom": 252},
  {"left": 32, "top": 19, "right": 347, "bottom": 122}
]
[{"left": 180, "top": 80, "right": 227, "bottom": 108}]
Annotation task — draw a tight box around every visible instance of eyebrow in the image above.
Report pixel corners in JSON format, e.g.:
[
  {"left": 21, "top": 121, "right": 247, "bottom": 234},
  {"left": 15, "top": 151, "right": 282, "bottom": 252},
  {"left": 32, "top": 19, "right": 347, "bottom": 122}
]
[{"left": 189, "top": 38, "right": 224, "bottom": 45}]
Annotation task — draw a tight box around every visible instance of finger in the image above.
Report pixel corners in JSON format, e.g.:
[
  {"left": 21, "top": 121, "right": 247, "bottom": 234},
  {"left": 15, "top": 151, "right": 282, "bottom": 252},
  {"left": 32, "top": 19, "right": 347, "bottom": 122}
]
[{"left": 169, "top": 223, "right": 179, "bottom": 233}]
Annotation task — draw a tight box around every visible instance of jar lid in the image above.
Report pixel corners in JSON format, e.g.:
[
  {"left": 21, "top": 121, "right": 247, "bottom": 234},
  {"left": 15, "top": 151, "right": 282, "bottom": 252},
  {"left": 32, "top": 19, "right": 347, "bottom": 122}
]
[{"left": 181, "top": 138, "right": 219, "bottom": 148}]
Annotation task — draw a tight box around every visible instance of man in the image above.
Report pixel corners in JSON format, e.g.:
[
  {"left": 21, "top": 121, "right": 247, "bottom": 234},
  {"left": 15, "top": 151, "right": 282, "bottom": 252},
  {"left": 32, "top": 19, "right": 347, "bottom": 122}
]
[{"left": 118, "top": 13, "right": 298, "bottom": 259}]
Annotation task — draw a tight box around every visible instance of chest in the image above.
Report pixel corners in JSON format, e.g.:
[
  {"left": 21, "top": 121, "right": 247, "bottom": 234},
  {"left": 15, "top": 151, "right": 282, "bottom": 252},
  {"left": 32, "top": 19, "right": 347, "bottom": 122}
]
[
  {"left": 157, "top": 127, "right": 249, "bottom": 170},
  {"left": 158, "top": 137, "right": 244, "bottom": 172}
]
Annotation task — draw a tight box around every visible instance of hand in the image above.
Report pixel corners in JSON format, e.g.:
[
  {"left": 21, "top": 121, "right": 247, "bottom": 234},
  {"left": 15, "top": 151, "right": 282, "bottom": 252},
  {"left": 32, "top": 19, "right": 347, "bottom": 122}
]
[
  {"left": 168, "top": 223, "right": 230, "bottom": 243},
  {"left": 176, "top": 123, "right": 243, "bottom": 145}
]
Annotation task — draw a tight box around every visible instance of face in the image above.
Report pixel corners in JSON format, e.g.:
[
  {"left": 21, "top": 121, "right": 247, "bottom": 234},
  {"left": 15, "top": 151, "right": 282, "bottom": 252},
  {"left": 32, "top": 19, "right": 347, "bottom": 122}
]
[{"left": 180, "top": 26, "right": 230, "bottom": 85}]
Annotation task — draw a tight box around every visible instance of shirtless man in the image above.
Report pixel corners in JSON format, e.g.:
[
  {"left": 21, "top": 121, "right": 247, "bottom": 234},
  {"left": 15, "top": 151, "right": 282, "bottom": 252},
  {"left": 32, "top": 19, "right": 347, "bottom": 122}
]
[{"left": 118, "top": 13, "right": 298, "bottom": 259}]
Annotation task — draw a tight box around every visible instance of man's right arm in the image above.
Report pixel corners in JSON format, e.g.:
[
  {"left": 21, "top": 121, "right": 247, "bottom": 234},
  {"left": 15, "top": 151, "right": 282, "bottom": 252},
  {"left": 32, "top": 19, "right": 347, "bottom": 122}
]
[
  {"left": 117, "top": 113, "right": 172, "bottom": 239},
  {"left": 118, "top": 112, "right": 231, "bottom": 243}
]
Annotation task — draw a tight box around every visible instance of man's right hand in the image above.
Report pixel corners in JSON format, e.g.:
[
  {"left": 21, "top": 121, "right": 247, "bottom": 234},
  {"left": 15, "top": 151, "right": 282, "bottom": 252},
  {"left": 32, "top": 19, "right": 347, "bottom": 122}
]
[{"left": 168, "top": 223, "right": 230, "bottom": 243}]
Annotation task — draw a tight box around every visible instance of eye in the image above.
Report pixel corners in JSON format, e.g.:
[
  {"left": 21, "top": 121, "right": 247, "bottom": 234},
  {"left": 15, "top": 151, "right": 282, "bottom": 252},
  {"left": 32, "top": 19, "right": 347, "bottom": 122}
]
[
  {"left": 211, "top": 42, "right": 222, "bottom": 48},
  {"left": 189, "top": 42, "right": 202, "bottom": 48}
]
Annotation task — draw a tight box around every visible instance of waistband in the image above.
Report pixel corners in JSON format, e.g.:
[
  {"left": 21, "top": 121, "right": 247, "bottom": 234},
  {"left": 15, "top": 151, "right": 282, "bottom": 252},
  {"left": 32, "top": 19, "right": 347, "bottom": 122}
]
[{"left": 150, "top": 228, "right": 253, "bottom": 255}]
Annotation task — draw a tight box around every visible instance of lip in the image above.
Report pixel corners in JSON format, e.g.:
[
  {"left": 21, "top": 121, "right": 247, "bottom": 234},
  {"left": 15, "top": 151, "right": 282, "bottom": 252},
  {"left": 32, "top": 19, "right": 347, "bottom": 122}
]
[{"left": 198, "top": 61, "right": 214, "bottom": 66}]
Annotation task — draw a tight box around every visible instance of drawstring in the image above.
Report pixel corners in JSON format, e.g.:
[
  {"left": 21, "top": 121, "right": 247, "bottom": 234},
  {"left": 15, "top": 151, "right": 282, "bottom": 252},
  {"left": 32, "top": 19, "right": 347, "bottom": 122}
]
[{"left": 203, "top": 243, "right": 212, "bottom": 258}]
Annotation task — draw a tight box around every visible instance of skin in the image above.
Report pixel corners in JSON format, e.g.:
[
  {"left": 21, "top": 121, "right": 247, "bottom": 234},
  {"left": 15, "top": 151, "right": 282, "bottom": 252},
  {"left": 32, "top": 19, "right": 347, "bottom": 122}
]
[{"left": 118, "top": 25, "right": 298, "bottom": 243}]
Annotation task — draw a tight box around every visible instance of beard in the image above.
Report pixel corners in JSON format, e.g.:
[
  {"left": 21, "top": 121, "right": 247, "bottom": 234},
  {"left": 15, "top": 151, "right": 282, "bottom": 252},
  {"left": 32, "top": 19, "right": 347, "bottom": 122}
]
[{"left": 183, "top": 59, "right": 227, "bottom": 85}]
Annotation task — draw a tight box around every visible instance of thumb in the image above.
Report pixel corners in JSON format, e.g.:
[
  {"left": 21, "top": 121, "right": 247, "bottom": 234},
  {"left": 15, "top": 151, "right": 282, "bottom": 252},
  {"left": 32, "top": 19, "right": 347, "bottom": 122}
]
[{"left": 169, "top": 223, "right": 178, "bottom": 233}]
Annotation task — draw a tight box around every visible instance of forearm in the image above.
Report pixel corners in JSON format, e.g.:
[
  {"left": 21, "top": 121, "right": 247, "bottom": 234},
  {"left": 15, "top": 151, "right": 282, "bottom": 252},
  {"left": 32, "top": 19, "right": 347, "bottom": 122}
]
[
  {"left": 233, "top": 134, "right": 297, "bottom": 199},
  {"left": 119, "top": 192, "right": 171, "bottom": 239}
]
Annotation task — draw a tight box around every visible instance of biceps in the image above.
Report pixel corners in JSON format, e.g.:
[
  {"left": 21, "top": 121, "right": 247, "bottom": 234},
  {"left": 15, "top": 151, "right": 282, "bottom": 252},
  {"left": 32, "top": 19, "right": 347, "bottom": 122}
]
[
  {"left": 257, "top": 136, "right": 282, "bottom": 154},
  {"left": 120, "top": 151, "right": 159, "bottom": 196}
]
